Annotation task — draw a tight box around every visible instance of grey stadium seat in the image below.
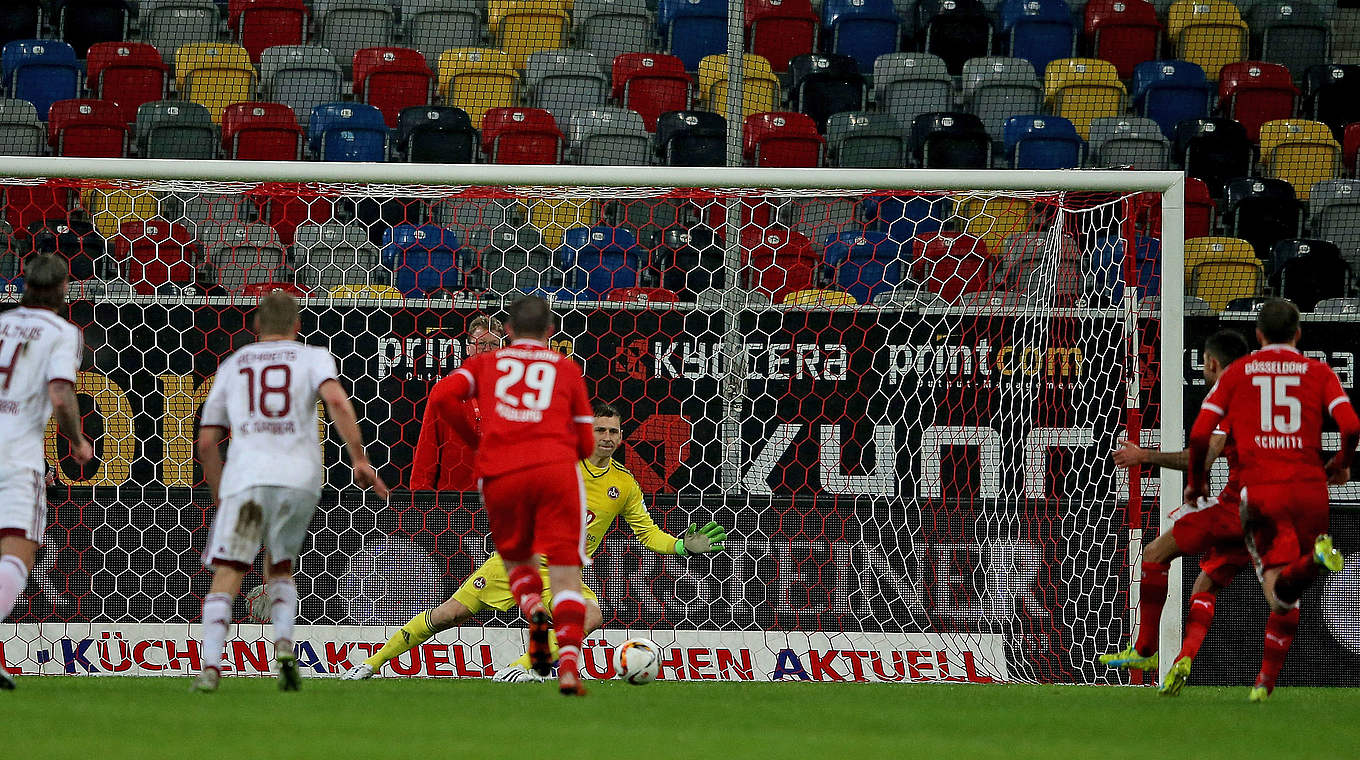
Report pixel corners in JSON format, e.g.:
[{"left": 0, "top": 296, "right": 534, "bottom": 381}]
[
  {"left": 294, "top": 222, "right": 382, "bottom": 289},
  {"left": 203, "top": 222, "right": 289, "bottom": 291},
  {"left": 874, "top": 54, "right": 954, "bottom": 139},
  {"left": 261, "top": 46, "right": 345, "bottom": 125},
  {"left": 1251, "top": 1, "right": 1330, "bottom": 80},
  {"left": 825, "top": 111, "right": 906, "bottom": 168},
  {"left": 526, "top": 49, "right": 609, "bottom": 129},
  {"left": 0, "top": 99, "right": 43, "bottom": 157},
  {"left": 1309, "top": 179, "right": 1360, "bottom": 273},
  {"left": 315, "top": 0, "right": 396, "bottom": 74},
  {"left": 994, "top": 232, "right": 1083, "bottom": 299},
  {"left": 962, "top": 57, "right": 1043, "bottom": 145},
  {"left": 573, "top": 0, "right": 654, "bottom": 65},
  {"left": 136, "top": 101, "right": 216, "bottom": 160},
  {"left": 568, "top": 107, "right": 649, "bottom": 166},
  {"left": 1138, "top": 294, "right": 1217, "bottom": 315},
  {"left": 466, "top": 227, "right": 555, "bottom": 294},
  {"left": 1087, "top": 116, "right": 1169, "bottom": 169},
  {"left": 140, "top": 0, "right": 220, "bottom": 58},
  {"left": 402, "top": 0, "right": 483, "bottom": 67},
  {"left": 872, "top": 286, "right": 948, "bottom": 307}
]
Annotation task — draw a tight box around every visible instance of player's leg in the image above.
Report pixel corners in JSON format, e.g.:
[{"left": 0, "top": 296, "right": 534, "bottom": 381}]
[
  {"left": 1101, "top": 529, "right": 1182, "bottom": 670},
  {"left": 0, "top": 469, "right": 49, "bottom": 689},
  {"left": 258, "top": 487, "right": 321, "bottom": 692},
  {"left": 194, "top": 491, "right": 262, "bottom": 692},
  {"left": 481, "top": 473, "right": 545, "bottom": 618},
  {"left": 497, "top": 582, "right": 601, "bottom": 683},
  {"left": 0, "top": 534, "right": 37, "bottom": 691},
  {"left": 540, "top": 463, "right": 589, "bottom": 696},
  {"left": 348, "top": 564, "right": 491, "bottom": 679},
  {"left": 1158, "top": 568, "right": 1228, "bottom": 696}
]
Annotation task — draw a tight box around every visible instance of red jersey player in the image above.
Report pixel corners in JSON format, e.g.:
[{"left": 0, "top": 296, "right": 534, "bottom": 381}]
[
  {"left": 409, "top": 315, "right": 503, "bottom": 490},
  {"left": 426, "top": 296, "right": 595, "bottom": 696},
  {"left": 1187, "top": 300, "right": 1358, "bottom": 701},
  {"left": 1100, "top": 330, "right": 1251, "bottom": 696}
]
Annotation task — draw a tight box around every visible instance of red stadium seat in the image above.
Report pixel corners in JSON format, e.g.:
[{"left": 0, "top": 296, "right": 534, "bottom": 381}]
[
  {"left": 116, "top": 220, "right": 200, "bottom": 295},
  {"left": 85, "top": 42, "right": 168, "bottom": 124},
  {"left": 745, "top": 0, "right": 818, "bottom": 74},
  {"left": 221, "top": 101, "right": 303, "bottom": 160},
  {"left": 740, "top": 226, "right": 819, "bottom": 302},
  {"left": 1135, "top": 176, "right": 1214, "bottom": 238},
  {"left": 229, "top": 0, "right": 311, "bottom": 62},
  {"left": 611, "top": 53, "right": 691, "bottom": 131},
  {"left": 1217, "top": 61, "right": 1296, "bottom": 142},
  {"left": 353, "top": 47, "right": 434, "bottom": 128},
  {"left": 743, "top": 111, "right": 822, "bottom": 167},
  {"left": 3, "top": 186, "right": 73, "bottom": 233},
  {"left": 480, "top": 107, "right": 564, "bottom": 164},
  {"left": 239, "top": 281, "right": 311, "bottom": 297},
  {"left": 911, "top": 232, "right": 992, "bottom": 303},
  {"left": 47, "top": 99, "right": 127, "bottom": 158},
  {"left": 1345, "top": 122, "right": 1360, "bottom": 175},
  {"left": 607, "top": 286, "right": 681, "bottom": 302},
  {"left": 1084, "top": 0, "right": 1160, "bottom": 80}
]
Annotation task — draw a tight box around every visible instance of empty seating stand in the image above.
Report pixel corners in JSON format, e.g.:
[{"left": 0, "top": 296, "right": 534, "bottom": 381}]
[
  {"left": 1172, "top": 117, "right": 1252, "bottom": 197},
  {"left": 875, "top": 53, "right": 954, "bottom": 138},
  {"left": 746, "top": 0, "right": 817, "bottom": 73},
  {"left": 569, "top": 107, "right": 650, "bottom": 165},
  {"left": 557, "top": 225, "right": 642, "bottom": 299},
  {"left": 136, "top": 100, "right": 215, "bottom": 159},
  {"left": 86, "top": 42, "right": 167, "bottom": 124},
  {"left": 918, "top": 0, "right": 992, "bottom": 75},
  {"left": 525, "top": 49, "right": 608, "bottom": 130},
  {"left": 176, "top": 43, "right": 258, "bottom": 123},
  {"left": 1003, "top": 114, "right": 1084, "bottom": 169},
  {"left": 1088, "top": 116, "right": 1168, "bottom": 169},
  {"left": 222, "top": 101, "right": 304, "bottom": 159},
  {"left": 822, "top": 0, "right": 899, "bottom": 73},
  {"left": 0, "top": 98, "right": 42, "bottom": 156},
  {"left": 261, "top": 45, "right": 345, "bottom": 127},
  {"left": 962, "top": 56, "right": 1043, "bottom": 145},
  {"left": 654, "top": 110, "right": 726, "bottom": 166},
  {"left": 53, "top": 0, "right": 132, "bottom": 59},
  {"left": 911, "top": 112, "right": 991, "bottom": 169},
  {"left": 658, "top": 0, "right": 727, "bottom": 71},
  {"left": 402, "top": 0, "right": 482, "bottom": 68},
  {"left": 1217, "top": 61, "right": 1296, "bottom": 142},
  {"left": 309, "top": 102, "right": 388, "bottom": 161},
  {"left": 574, "top": 0, "right": 652, "bottom": 65},
  {"left": 437, "top": 48, "right": 520, "bottom": 129},
  {"left": 396, "top": 105, "right": 476, "bottom": 163},
  {"left": 998, "top": 0, "right": 1075, "bottom": 76},
  {"left": 354, "top": 47, "right": 434, "bottom": 128},
  {"left": 825, "top": 111, "right": 905, "bottom": 167}
]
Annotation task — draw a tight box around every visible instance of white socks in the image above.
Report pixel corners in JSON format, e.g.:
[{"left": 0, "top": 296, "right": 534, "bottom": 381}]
[
  {"left": 268, "top": 578, "right": 298, "bottom": 654},
  {"left": 200, "top": 592, "right": 233, "bottom": 672},
  {"left": 0, "top": 555, "right": 29, "bottom": 621}
]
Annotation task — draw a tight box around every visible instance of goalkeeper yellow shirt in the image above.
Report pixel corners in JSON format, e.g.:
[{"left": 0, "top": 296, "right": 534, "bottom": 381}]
[{"left": 578, "top": 458, "right": 679, "bottom": 558}]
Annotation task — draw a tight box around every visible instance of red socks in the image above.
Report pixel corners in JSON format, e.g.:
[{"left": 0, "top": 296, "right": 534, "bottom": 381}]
[
  {"left": 551, "top": 590, "right": 586, "bottom": 674},
  {"left": 1135, "top": 561, "right": 1170, "bottom": 657},
  {"left": 1256, "top": 607, "right": 1300, "bottom": 693},
  {"left": 507, "top": 564, "right": 543, "bottom": 618},
  {"left": 1177, "top": 591, "right": 1216, "bottom": 661}
]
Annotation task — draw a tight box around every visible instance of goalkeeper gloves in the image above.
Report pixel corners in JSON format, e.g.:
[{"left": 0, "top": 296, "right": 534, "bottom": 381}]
[{"left": 677, "top": 521, "right": 727, "bottom": 555}]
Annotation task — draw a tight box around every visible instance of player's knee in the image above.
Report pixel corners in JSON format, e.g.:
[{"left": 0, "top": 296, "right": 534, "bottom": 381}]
[
  {"left": 584, "top": 601, "right": 603, "bottom": 632},
  {"left": 1144, "top": 533, "right": 1178, "bottom": 564}
]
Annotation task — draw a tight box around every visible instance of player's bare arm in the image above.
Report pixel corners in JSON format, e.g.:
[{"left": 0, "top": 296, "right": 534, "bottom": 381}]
[
  {"left": 320, "top": 379, "right": 390, "bottom": 499},
  {"left": 1112, "top": 433, "right": 1225, "bottom": 473},
  {"left": 48, "top": 381, "right": 93, "bottom": 465},
  {"left": 196, "top": 425, "right": 227, "bottom": 503}
]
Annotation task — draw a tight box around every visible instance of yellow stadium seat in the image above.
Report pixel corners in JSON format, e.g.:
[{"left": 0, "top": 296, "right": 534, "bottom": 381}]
[
  {"left": 84, "top": 189, "right": 160, "bottom": 238},
  {"left": 1185, "top": 236, "right": 1262, "bottom": 310},
  {"left": 528, "top": 199, "right": 597, "bottom": 249},
  {"left": 175, "top": 43, "right": 257, "bottom": 124},
  {"left": 1258, "top": 119, "right": 1340, "bottom": 200},
  {"left": 955, "top": 197, "right": 1033, "bottom": 257},
  {"left": 328, "top": 284, "right": 404, "bottom": 299},
  {"left": 781, "top": 288, "right": 857, "bottom": 306},
  {"left": 488, "top": 0, "right": 570, "bottom": 69},
  {"left": 1043, "top": 58, "right": 1125, "bottom": 138},
  {"left": 1166, "top": 0, "right": 1248, "bottom": 79},
  {"left": 697, "top": 54, "right": 779, "bottom": 121},
  {"left": 437, "top": 48, "right": 520, "bottom": 129}
]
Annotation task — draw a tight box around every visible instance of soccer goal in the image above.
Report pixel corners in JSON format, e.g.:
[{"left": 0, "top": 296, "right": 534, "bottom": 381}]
[{"left": 0, "top": 157, "right": 1187, "bottom": 684}]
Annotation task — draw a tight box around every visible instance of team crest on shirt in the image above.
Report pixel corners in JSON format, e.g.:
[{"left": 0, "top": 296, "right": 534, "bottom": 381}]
[
  {"left": 473, "top": 577, "right": 485, "bottom": 589},
  {"left": 585, "top": 510, "right": 596, "bottom": 525},
  {"left": 608, "top": 486, "right": 620, "bottom": 499}
]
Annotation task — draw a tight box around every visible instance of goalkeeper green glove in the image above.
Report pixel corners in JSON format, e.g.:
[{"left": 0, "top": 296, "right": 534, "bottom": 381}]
[{"left": 676, "top": 521, "right": 727, "bottom": 555}]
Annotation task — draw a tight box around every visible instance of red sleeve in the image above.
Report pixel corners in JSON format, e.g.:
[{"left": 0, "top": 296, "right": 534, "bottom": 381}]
[
  {"left": 1322, "top": 367, "right": 1360, "bottom": 470},
  {"left": 447, "top": 398, "right": 480, "bottom": 448},
  {"left": 1188, "top": 370, "right": 1236, "bottom": 491},
  {"left": 569, "top": 361, "right": 595, "bottom": 459},
  {"left": 410, "top": 399, "right": 444, "bottom": 490}
]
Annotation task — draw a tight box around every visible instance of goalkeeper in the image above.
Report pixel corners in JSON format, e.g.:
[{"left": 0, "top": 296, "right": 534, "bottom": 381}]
[{"left": 343, "top": 402, "right": 728, "bottom": 682}]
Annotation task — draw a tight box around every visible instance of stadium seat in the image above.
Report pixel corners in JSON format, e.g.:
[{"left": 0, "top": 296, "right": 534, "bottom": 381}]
[
  {"left": 27, "top": 215, "right": 112, "bottom": 280},
  {"left": 229, "top": 0, "right": 310, "bottom": 63},
  {"left": 1171, "top": 117, "right": 1252, "bottom": 197},
  {"left": 1088, "top": 116, "right": 1169, "bottom": 169},
  {"left": 657, "top": 0, "right": 727, "bottom": 71},
  {"left": 998, "top": 0, "right": 1075, "bottom": 77},
  {"left": 379, "top": 223, "right": 462, "bottom": 296},
  {"left": 1166, "top": 0, "right": 1247, "bottom": 80},
  {"left": 1313, "top": 296, "right": 1360, "bottom": 314},
  {"left": 115, "top": 219, "right": 200, "bottom": 295},
  {"left": 140, "top": 0, "right": 219, "bottom": 59},
  {"left": 822, "top": 229, "right": 907, "bottom": 302},
  {"left": 606, "top": 286, "right": 681, "bottom": 303},
  {"left": 48, "top": 99, "right": 127, "bottom": 158},
  {"left": 568, "top": 107, "right": 649, "bottom": 165},
  {"left": 1184, "top": 235, "right": 1262, "bottom": 309},
  {"left": 1268, "top": 238, "right": 1350, "bottom": 311},
  {"left": 1250, "top": 1, "right": 1328, "bottom": 80},
  {"left": 1131, "top": 60, "right": 1211, "bottom": 139},
  {"left": 396, "top": 105, "right": 475, "bottom": 163},
  {"left": 910, "top": 232, "right": 992, "bottom": 303},
  {"left": 488, "top": 0, "right": 570, "bottom": 69},
  {"left": 961, "top": 56, "right": 1043, "bottom": 146},
  {"left": 781, "top": 288, "right": 857, "bottom": 305},
  {"left": 698, "top": 54, "right": 779, "bottom": 121},
  {"left": 1222, "top": 176, "right": 1302, "bottom": 258},
  {"left": 612, "top": 53, "right": 690, "bottom": 132},
  {"left": 745, "top": 0, "right": 817, "bottom": 74},
  {"left": 994, "top": 231, "right": 1083, "bottom": 300},
  {"left": 437, "top": 48, "right": 520, "bottom": 129},
  {"left": 1003, "top": 114, "right": 1084, "bottom": 169},
  {"left": 316, "top": 0, "right": 395, "bottom": 74},
  {"left": 53, "top": 0, "right": 131, "bottom": 59},
  {"left": 1258, "top": 119, "right": 1340, "bottom": 200},
  {"left": 741, "top": 226, "right": 819, "bottom": 302},
  {"left": 1083, "top": 0, "right": 1160, "bottom": 79},
  {"left": 526, "top": 50, "right": 608, "bottom": 130},
  {"left": 1217, "top": 61, "right": 1296, "bottom": 142},
  {"left": 1089, "top": 232, "right": 1161, "bottom": 302},
  {"left": 0, "top": 98, "right": 42, "bottom": 156},
  {"left": 1044, "top": 57, "right": 1125, "bottom": 138},
  {"left": 825, "top": 111, "right": 905, "bottom": 167},
  {"left": 176, "top": 43, "right": 258, "bottom": 124},
  {"left": 464, "top": 226, "right": 556, "bottom": 295},
  {"left": 222, "top": 101, "right": 303, "bottom": 159},
  {"left": 308, "top": 102, "right": 388, "bottom": 161},
  {"left": 481, "top": 106, "right": 564, "bottom": 164},
  {"left": 556, "top": 225, "right": 641, "bottom": 298},
  {"left": 911, "top": 112, "right": 991, "bottom": 169},
  {"left": 1309, "top": 179, "right": 1360, "bottom": 272},
  {"left": 520, "top": 197, "right": 586, "bottom": 250},
  {"left": 574, "top": 0, "right": 652, "bottom": 66},
  {"left": 786, "top": 53, "right": 867, "bottom": 132},
  {"left": 875, "top": 54, "right": 953, "bottom": 139},
  {"left": 401, "top": 0, "right": 481, "bottom": 70},
  {"left": 86, "top": 43, "right": 168, "bottom": 125},
  {"left": 860, "top": 194, "right": 950, "bottom": 240},
  {"left": 4, "top": 186, "right": 73, "bottom": 233},
  {"left": 2, "top": 40, "right": 79, "bottom": 120},
  {"left": 328, "top": 283, "right": 403, "bottom": 298},
  {"left": 650, "top": 226, "right": 725, "bottom": 298},
  {"left": 259, "top": 192, "right": 336, "bottom": 247},
  {"left": 1185, "top": 176, "right": 1214, "bottom": 238},
  {"left": 1302, "top": 64, "right": 1360, "bottom": 141},
  {"left": 237, "top": 281, "right": 311, "bottom": 298},
  {"left": 352, "top": 47, "right": 433, "bottom": 129},
  {"left": 654, "top": 109, "right": 726, "bottom": 165},
  {"left": 956, "top": 195, "right": 1032, "bottom": 256},
  {"left": 918, "top": 0, "right": 993, "bottom": 75},
  {"left": 822, "top": 0, "right": 899, "bottom": 73},
  {"left": 871, "top": 286, "right": 949, "bottom": 307},
  {"left": 1, "top": 3, "right": 42, "bottom": 50},
  {"left": 202, "top": 222, "right": 289, "bottom": 291},
  {"left": 136, "top": 100, "right": 215, "bottom": 159},
  {"left": 261, "top": 46, "right": 344, "bottom": 127},
  {"left": 743, "top": 111, "right": 822, "bottom": 167}
]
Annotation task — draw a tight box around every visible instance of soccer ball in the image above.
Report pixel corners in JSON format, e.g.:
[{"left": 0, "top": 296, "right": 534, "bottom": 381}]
[
  {"left": 244, "top": 584, "right": 271, "bottom": 623},
  {"left": 613, "top": 638, "right": 661, "bottom": 685}
]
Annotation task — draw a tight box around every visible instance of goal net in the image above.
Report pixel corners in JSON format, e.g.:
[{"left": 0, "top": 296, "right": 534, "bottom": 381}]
[{"left": 0, "top": 161, "right": 1186, "bottom": 684}]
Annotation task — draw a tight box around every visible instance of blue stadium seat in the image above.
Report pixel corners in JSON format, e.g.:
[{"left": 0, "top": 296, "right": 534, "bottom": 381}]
[
  {"left": 821, "top": 0, "right": 899, "bottom": 74},
  {"left": 998, "top": 0, "right": 1075, "bottom": 77},
  {"left": 308, "top": 102, "right": 388, "bottom": 161},
  {"left": 859, "top": 195, "right": 949, "bottom": 241},
  {"left": 382, "top": 223, "right": 463, "bottom": 296},
  {"left": 1003, "top": 114, "right": 1085, "bottom": 169},
  {"left": 557, "top": 225, "right": 642, "bottom": 299},
  {"left": 822, "top": 229, "right": 907, "bottom": 303},
  {"left": 1090, "top": 233, "right": 1161, "bottom": 303},
  {"left": 657, "top": 0, "right": 727, "bottom": 71},
  {"left": 2, "top": 40, "right": 79, "bottom": 120},
  {"left": 1132, "top": 60, "right": 1212, "bottom": 139}
]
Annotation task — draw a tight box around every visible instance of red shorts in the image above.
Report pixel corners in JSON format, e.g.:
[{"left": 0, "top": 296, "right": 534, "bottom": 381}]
[
  {"left": 1241, "top": 481, "right": 1330, "bottom": 571},
  {"left": 479, "top": 461, "right": 586, "bottom": 566},
  {"left": 1171, "top": 496, "right": 1250, "bottom": 588}
]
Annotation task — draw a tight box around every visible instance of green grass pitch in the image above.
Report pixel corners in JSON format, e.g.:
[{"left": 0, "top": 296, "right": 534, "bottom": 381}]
[{"left": 7, "top": 677, "right": 1360, "bottom": 759}]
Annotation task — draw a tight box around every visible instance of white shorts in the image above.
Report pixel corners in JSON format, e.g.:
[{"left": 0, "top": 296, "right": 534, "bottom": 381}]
[
  {"left": 0, "top": 466, "right": 46, "bottom": 542},
  {"left": 203, "top": 486, "right": 320, "bottom": 568}
]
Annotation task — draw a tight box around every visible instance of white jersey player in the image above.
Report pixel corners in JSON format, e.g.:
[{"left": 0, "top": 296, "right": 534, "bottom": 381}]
[
  {"left": 193, "top": 292, "right": 388, "bottom": 693},
  {"left": 0, "top": 255, "right": 94, "bottom": 691}
]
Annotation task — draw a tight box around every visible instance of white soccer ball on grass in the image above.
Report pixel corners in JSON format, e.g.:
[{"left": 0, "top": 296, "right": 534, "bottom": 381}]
[{"left": 613, "top": 637, "right": 661, "bottom": 685}]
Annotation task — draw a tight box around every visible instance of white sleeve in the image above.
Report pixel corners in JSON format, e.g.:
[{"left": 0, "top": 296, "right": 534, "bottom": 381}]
[
  {"left": 46, "top": 324, "right": 80, "bottom": 385},
  {"left": 313, "top": 349, "right": 339, "bottom": 392},
  {"left": 200, "top": 372, "right": 229, "bottom": 428}
]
